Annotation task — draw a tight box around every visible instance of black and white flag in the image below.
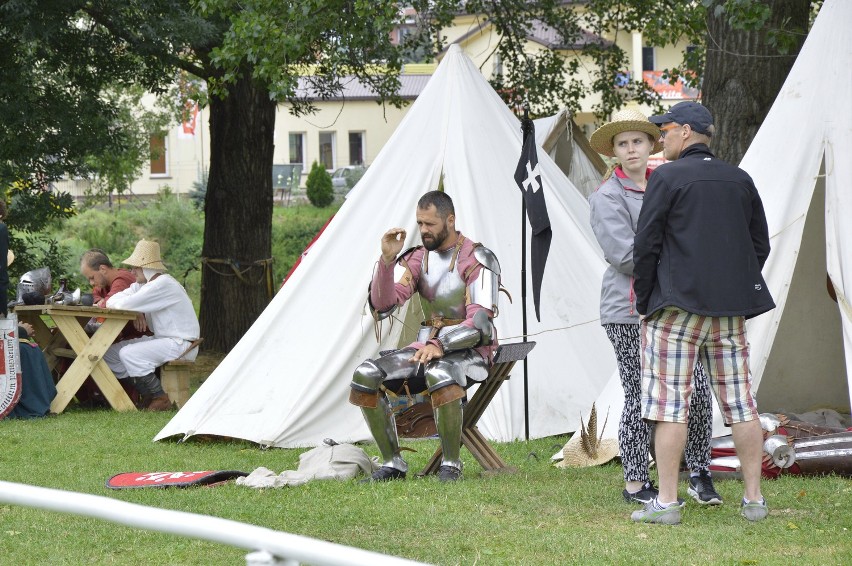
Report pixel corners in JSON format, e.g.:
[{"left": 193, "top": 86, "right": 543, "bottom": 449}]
[{"left": 514, "top": 118, "right": 551, "bottom": 322}]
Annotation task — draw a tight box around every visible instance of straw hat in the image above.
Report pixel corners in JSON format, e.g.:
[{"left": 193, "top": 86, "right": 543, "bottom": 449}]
[
  {"left": 6, "top": 249, "right": 13, "bottom": 267},
  {"left": 589, "top": 109, "right": 663, "bottom": 157},
  {"left": 555, "top": 403, "right": 619, "bottom": 468},
  {"left": 122, "top": 239, "right": 167, "bottom": 271}
]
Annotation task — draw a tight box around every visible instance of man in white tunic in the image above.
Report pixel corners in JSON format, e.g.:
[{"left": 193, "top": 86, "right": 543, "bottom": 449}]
[{"left": 103, "top": 240, "right": 200, "bottom": 411}]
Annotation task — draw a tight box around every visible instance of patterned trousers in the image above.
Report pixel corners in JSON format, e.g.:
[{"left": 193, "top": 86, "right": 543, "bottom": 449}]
[{"left": 605, "top": 323, "right": 712, "bottom": 483}]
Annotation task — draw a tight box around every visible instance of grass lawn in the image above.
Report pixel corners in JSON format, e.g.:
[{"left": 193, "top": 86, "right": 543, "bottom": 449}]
[{"left": 1, "top": 356, "right": 850, "bottom": 565}]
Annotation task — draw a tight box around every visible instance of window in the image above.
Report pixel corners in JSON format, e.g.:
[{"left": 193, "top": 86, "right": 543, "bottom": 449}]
[
  {"left": 642, "top": 47, "right": 655, "bottom": 72},
  {"left": 348, "top": 132, "right": 365, "bottom": 166},
  {"left": 288, "top": 132, "right": 306, "bottom": 165},
  {"left": 398, "top": 26, "right": 414, "bottom": 44},
  {"left": 319, "top": 132, "right": 335, "bottom": 170},
  {"left": 684, "top": 45, "right": 700, "bottom": 74},
  {"left": 149, "top": 134, "right": 168, "bottom": 177}
]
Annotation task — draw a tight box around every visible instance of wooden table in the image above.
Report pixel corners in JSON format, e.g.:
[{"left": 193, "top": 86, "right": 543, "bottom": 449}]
[{"left": 15, "top": 304, "right": 140, "bottom": 413}]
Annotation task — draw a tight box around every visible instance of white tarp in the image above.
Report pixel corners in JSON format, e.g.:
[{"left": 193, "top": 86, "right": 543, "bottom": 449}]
[
  {"left": 156, "top": 45, "right": 616, "bottom": 447},
  {"left": 586, "top": 0, "right": 852, "bottom": 439}
]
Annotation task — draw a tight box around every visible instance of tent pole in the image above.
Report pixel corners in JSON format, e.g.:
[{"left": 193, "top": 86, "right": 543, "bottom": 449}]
[
  {"left": 520, "top": 108, "right": 530, "bottom": 441},
  {"left": 521, "top": 198, "right": 530, "bottom": 441}
]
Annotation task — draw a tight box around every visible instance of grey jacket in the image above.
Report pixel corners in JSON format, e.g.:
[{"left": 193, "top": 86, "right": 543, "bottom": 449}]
[{"left": 588, "top": 169, "right": 646, "bottom": 325}]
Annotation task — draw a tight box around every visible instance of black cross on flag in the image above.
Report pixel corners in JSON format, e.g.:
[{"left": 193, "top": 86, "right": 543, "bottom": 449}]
[{"left": 514, "top": 118, "right": 551, "bottom": 322}]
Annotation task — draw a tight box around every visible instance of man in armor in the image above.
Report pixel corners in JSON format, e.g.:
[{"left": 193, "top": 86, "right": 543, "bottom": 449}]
[{"left": 350, "top": 191, "right": 500, "bottom": 482}]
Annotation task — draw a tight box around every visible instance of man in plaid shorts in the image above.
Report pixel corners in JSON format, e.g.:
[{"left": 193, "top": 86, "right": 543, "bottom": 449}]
[{"left": 631, "top": 102, "right": 776, "bottom": 524}]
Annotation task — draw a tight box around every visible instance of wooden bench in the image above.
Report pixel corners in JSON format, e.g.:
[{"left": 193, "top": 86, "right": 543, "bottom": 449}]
[
  {"left": 159, "top": 339, "right": 203, "bottom": 408},
  {"left": 418, "top": 341, "right": 537, "bottom": 476}
]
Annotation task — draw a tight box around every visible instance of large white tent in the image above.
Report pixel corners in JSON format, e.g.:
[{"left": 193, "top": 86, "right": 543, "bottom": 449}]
[
  {"left": 156, "top": 45, "right": 616, "bottom": 447},
  {"left": 585, "top": 0, "right": 852, "bottom": 440}
]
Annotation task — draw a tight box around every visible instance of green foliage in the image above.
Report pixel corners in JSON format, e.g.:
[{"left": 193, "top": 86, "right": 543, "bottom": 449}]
[
  {"left": 49, "top": 195, "right": 204, "bottom": 307},
  {"left": 188, "top": 171, "right": 209, "bottom": 211},
  {"left": 41, "top": 200, "right": 336, "bottom": 308},
  {"left": 1, "top": 411, "right": 851, "bottom": 564},
  {"left": 0, "top": 4, "right": 183, "bottom": 185},
  {"left": 270, "top": 204, "right": 339, "bottom": 284},
  {"left": 703, "top": 0, "right": 817, "bottom": 56},
  {"left": 304, "top": 161, "right": 334, "bottom": 208},
  {"left": 199, "top": 0, "right": 411, "bottom": 115},
  {"left": 345, "top": 167, "right": 367, "bottom": 189},
  {"left": 84, "top": 86, "right": 171, "bottom": 197},
  {"left": 3, "top": 181, "right": 77, "bottom": 302}
]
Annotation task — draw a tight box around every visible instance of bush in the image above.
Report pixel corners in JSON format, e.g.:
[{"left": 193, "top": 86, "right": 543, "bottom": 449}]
[
  {"left": 188, "top": 171, "right": 207, "bottom": 211},
  {"left": 45, "top": 194, "right": 203, "bottom": 306},
  {"left": 305, "top": 161, "right": 333, "bottom": 208},
  {"left": 38, "top": 199, "right": 337, "bottom": 308},
  {"left": 271, "top": 204, "right": 339, "bottom": 284}
]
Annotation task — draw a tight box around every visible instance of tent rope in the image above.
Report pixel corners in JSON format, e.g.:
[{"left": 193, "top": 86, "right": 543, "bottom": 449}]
[
  {"left": 384, "top": 311, "right": 600, "bottom": 343},
  {"left": 201, "top": 257, "right": 275, "bottom": 299}
]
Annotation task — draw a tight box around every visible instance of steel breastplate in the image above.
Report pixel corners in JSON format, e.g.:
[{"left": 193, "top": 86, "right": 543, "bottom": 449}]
[{"left": 417, "top": 246, "right": 467, "bottom": 322}]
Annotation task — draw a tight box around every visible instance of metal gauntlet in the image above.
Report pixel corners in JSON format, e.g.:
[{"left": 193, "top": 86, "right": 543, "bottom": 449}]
[{"left": 436, "top": 325, "right": 482, "bottom": 353}]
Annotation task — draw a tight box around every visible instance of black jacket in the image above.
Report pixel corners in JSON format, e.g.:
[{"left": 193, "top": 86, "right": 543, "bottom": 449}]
[{"left": 633, "top": 144, "right": 775, "bottom": 319}]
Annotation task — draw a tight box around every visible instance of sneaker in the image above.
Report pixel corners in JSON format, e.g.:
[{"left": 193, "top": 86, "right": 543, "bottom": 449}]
[
  {"left": 437, "top": 465, "right": 462, "bottom": 482},
  {"left": 741, "top": 498, "right": 769, "bottom": 522},
  {"left": 144, "top": 394, "right": 173, "bottom": 412},
  {"left": 687, "top": 471, "right": 723, "bottom": 505},
  {"left": 360, "top": 466, "right": 406, "bottom": 483},
  {"left": 623, "top": 481, "right": 659, "bottom": 504},
  {"left": 631, "top": 499, "right": 681, "bottom": 525}
]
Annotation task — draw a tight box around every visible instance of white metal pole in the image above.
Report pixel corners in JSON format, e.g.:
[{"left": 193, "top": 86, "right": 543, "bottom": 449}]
[{"left": 0, "top": 481, "right": 428, "bottom": 566}]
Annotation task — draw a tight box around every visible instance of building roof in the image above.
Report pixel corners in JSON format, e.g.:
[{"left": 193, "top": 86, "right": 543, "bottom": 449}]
[
  {"left": 295, "top": 73, "right": 431, "bottom": 102},
  {"left": 446, "top": 18, "right": 609, "bottom": 54},
  {"left": 526, "top": 20, "right": 611, "bottom": 50}
]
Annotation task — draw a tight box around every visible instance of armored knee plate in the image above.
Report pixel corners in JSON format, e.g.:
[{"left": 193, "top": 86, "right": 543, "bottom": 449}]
[
  {"left": 430, "top": 383, "right": 465, "bottom": 408},
  {"left": 350, "top": 359, "right": 385, "bottom": 408},
  {"left": 424, "top": 361, "right": 465, "bottom": 407}
]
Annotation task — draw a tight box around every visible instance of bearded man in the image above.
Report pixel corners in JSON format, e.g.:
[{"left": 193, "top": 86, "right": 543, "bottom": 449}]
[{"left": 350, "top": 191, "right": 500, "bottom": 482}]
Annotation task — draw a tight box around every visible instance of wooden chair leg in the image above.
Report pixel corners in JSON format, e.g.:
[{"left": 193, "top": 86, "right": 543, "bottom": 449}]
[{"left": 160, "top": 364, "right": 191, "bottom": 408}]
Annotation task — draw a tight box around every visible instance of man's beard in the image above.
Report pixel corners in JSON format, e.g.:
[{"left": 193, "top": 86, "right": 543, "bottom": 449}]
[{"left": 422, "top": 225, "right": 449, "bottom": 251}]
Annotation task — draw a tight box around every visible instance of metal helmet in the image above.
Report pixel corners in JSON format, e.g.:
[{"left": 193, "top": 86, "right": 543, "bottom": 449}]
[{"left": 16, "top": 267, "right": 52, "bottom": 304}]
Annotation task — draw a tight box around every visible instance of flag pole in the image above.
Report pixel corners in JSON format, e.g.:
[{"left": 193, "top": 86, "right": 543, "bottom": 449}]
[{"left": 520, "top": 104, "right": 531, "bottom": 441}]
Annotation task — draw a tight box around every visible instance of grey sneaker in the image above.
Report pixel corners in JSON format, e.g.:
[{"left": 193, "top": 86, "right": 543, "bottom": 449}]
[
  {"left": 741, "top": 498, "right": 769, "bottom": 522},
  {"left": 631, "top": 500, "right": 682, "bottom": 525},
  {"left": 687, "top": 471, "right": 723, "bottom": 505}
]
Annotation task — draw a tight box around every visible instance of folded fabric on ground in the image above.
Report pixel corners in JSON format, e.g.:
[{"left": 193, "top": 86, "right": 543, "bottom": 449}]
[{"left": 237, "top": 442, "right": 378, "bottom": 488}]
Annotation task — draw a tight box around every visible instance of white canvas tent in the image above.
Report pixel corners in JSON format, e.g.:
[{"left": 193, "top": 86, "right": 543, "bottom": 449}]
[
  {"left": 156, "top": 45, "right": 617, "bottom": 447},
  {"left": 584, "top": 0, "right": 852, "bottom": 440},
  {"left": 535, "top": 110, "right": 607, "bottom": 199}
]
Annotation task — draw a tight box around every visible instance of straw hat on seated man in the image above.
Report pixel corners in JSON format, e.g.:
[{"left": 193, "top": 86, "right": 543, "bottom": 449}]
[{"left": 102, "top": 240, "right": 200, "bottom": 411}]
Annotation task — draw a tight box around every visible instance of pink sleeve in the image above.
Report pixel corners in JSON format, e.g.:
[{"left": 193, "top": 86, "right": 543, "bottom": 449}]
[{"left": 369, "top": 249, "right": 422, "bottom": 312}]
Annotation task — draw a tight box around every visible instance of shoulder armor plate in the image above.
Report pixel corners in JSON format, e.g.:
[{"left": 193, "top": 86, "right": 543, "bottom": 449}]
[
  {"left": 473, "top": 245, "right": 501, "bottom": 276},
  {"left": 397, "top": 245, "right": 422, "bottom": 263}
]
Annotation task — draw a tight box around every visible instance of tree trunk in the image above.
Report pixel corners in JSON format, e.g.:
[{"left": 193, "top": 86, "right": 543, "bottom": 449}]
[
  {"left": 702, "top": 0, "right": 809, "bottom": 164},
  {"left": 200, "top": 73, "right": 276, "bottom": 352}
]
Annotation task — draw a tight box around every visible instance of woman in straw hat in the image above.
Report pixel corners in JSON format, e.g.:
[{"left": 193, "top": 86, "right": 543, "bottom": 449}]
[{"left": 588, "top": 109, "right": 720, "bottom": 506}]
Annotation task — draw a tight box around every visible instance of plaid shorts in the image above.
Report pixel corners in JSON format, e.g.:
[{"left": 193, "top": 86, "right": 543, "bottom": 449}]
[{"left": 640, "top": 307, "right": 758, "bottom": 425}]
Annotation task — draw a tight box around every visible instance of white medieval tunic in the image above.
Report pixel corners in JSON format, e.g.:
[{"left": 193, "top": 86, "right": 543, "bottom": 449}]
[{"left": 103, "top": 274, "right": 200, "bottom": 378}]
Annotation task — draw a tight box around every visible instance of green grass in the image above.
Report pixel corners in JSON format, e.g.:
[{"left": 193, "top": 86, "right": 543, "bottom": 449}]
[{"left": 1, "top": 408, "right": 850, "bottom": 565}]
